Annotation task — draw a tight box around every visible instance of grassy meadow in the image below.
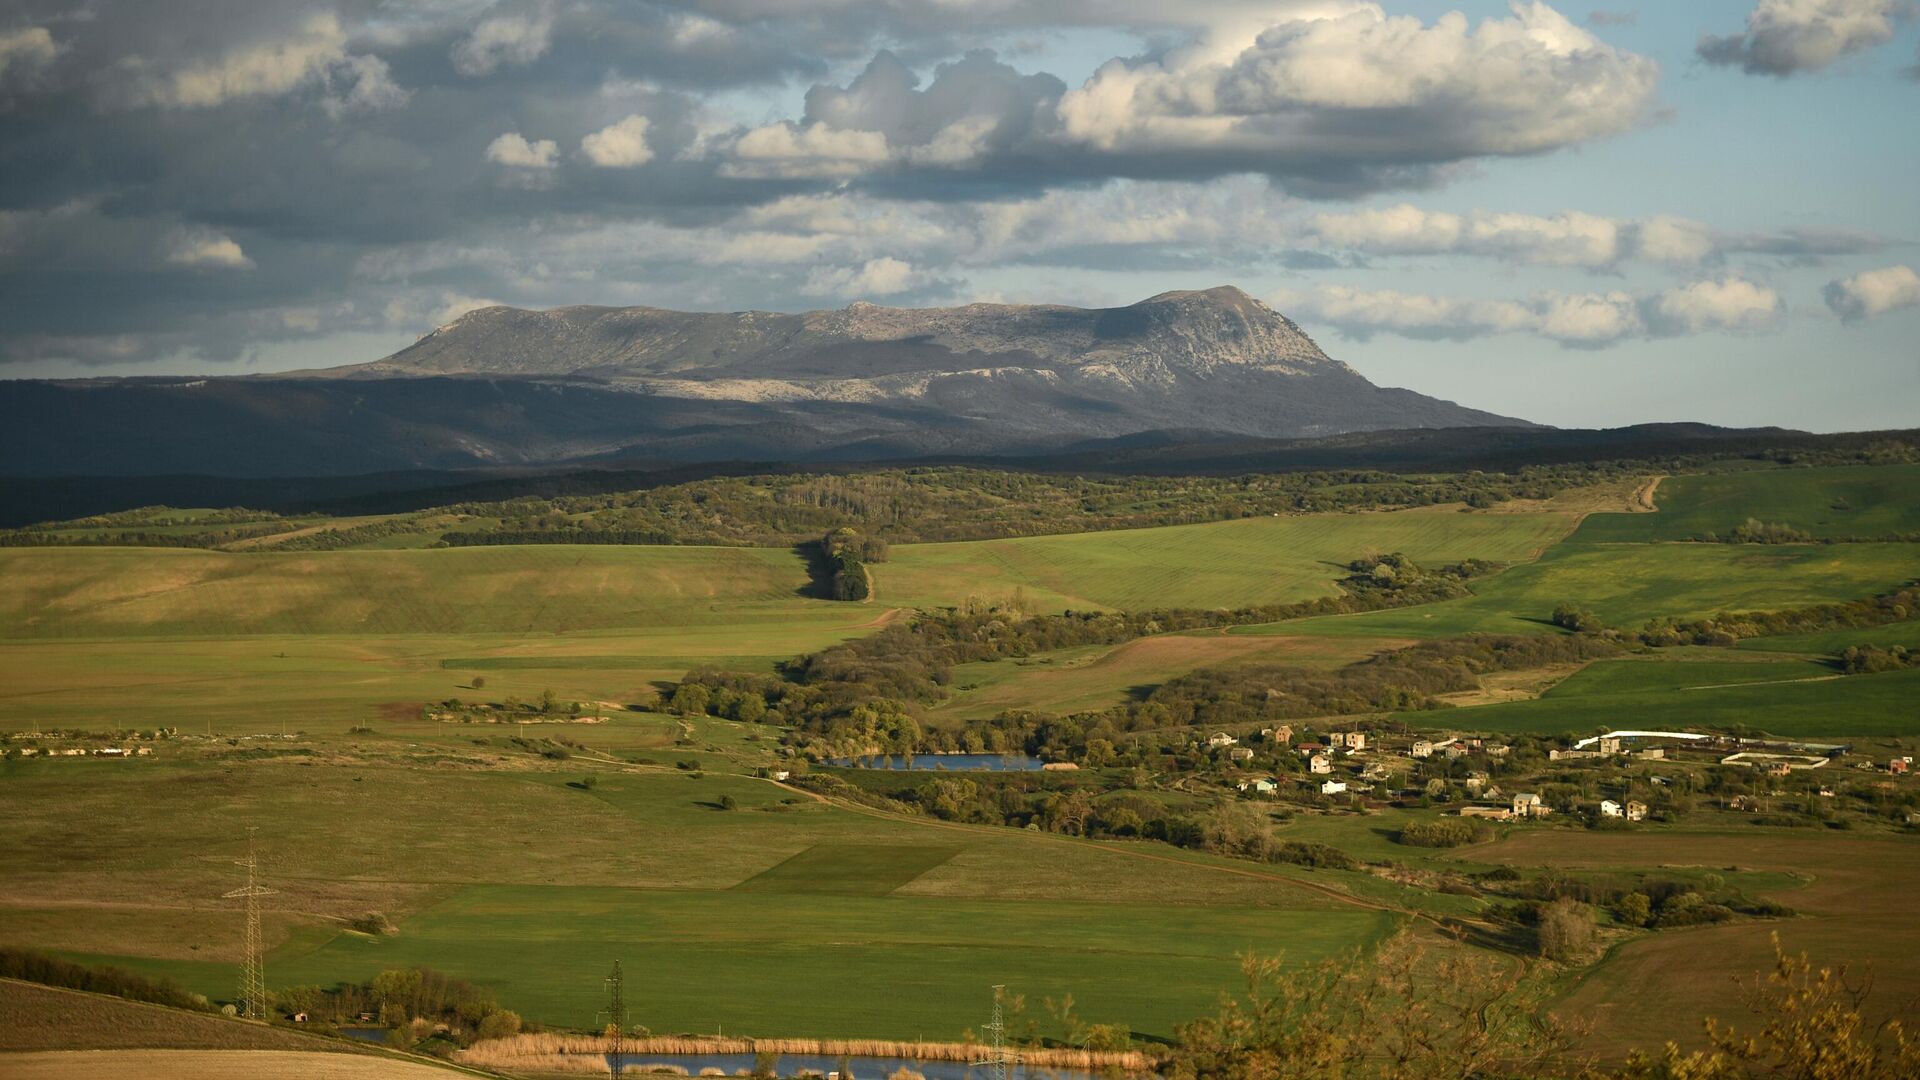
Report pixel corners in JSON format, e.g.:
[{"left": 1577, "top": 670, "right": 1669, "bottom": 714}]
[
  {"left": 875, "top": 506, "right": 1580, "bottom": 612},
  {"left": 1570, "top": 464, "right": 1920, "bottom": 544}
]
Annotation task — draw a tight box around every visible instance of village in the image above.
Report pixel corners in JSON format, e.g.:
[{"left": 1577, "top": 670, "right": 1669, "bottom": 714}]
[{"left": 1203, "top": 723, "right": 1920, "bottom": 830}]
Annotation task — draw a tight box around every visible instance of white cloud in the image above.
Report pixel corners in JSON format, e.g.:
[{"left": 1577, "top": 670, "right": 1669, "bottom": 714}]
[
  {"left": 580, "top": 114, "right": 654, "bottom": 167},
  {"left": 384, "top": 290, "right": 501, "bottom": 331},
  {"left": 137, "top": 14, "right": 406, "bottom": 113},
  {"left": 724, "top": 123, "right": 891, "bottom": 179},
  {"left": 1275, "top": 276, "right": 1782, "bottom": 347},
  {"left": 485, "top": 131, "right": 559, "bottom": 168},
  {"left": 1304, "top": 203, "right": 1884, "bottom": 268},
  {"left": 711, "top": 4, "right": 1659, "bottom": 196},
  {"left": 164, "top": 227, "right": 254, "bottom": 270},
  {"left": 1824, "top": 264, "right": 1920, "bottom": 321},
  {"left": 1306, "top": 205, "right": 1622, "bottom": 267},
  {"left": 1698, "top": 0, "right": 1907, "bottom": 76},
  {"left": 451, "top": 10, "right": 555, "bottom": 77},
  {"left": 1053, "top": 2, "right": 1659, "bottom": 177},
  {"left": 800, "top": 257, "right": 921, "bottom": 297},
  {"left": 0, "top": 26, "right": 59, "bottom": 77}
]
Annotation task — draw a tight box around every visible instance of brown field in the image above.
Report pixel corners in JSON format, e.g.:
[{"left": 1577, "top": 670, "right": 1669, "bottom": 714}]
[
  {"left": 1471, "top": 830, "right": 1920, "bottom": 1055},
  {"left": 0, "top": 979, "right": 349, "bottom": 1054},
  {"left": 0, "top": 1050, "right": 472, "bottom": 1079},
  {"left": 932, "top": 632, "right": 1409, "bottom": 722}
]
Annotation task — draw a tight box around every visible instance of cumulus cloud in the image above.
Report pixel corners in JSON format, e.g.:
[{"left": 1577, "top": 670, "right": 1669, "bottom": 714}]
[
  {"left": 1276, "top": 276, "right": 1782, "bottom": 347},
  {"left": 1698, "top": 0, "right": 1907, "bottom": 76},
  {"left": 0, "top": 26, "right": 59, "bottom": 77},
  {"left": 725, "top": 122, "right": 891, "bottom": 179},
  {"left": 164, "top": 227, "right": 254, "bottom": 270},
  {"left": 580, "top": 114, "right": 654, "bottom": 167},
  {"left": 714, "top": 4, "right": 1659, "bottom": 196},
  {"left": 451, "top": 8, "right": 555, "bottom": 77},
  {"left": 1303, "top": 203, "right": 1887, "bottom": 269},
  {"left": 800, "top": 256, "right": 923, "bottom": 297},
  {"left": 485, "top": 131, "right": 558, "bottom": 168},
  {"left": 138, "top": 13, "right": 404, "bottom": 112},
  {"left": 1824, "top": 264, "right": 1920, "bottom": 321}
]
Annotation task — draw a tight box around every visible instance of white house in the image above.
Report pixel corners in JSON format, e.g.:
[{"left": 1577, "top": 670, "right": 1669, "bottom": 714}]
[
  {"left": 1599, "top": 799, "right": 1623, "bottom": 818},
  {"left": 1512, "top": 792, "right": 1549, "bottom": 818},
  {"left": 1308, "top": 754, "right": 1332, "bottom": 775},
  {"left": 1206, "top": 732, "right": 1238, "bottom": 749},
  {"left": 1253, "top": 778, "right": 1278, "bottom": 795},
  {"left": 1320, "top": 780, "right": 1348, "bottom": 795},
  {"left": 1411, "top": 740, "right": 1436, "bottom": 758}
]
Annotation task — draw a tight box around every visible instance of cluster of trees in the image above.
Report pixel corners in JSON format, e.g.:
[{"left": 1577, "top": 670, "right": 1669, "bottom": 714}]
[
  {"left": 278, "top": 967, "right": 523, "bottom": 1048},
  {"left": 1693, "top": 518, "right": 1814, "bottom": 544},
  {"left": 1551, "top": 581, "right": 1919, "bottom": 648},
  {"left": 1397, "top": 819, "right": 1493, "bottom": 848},
  {"left": 0, "top": 522, "right": 298, "bottom": 548},
  {"left": 817, "top": 526, "right": 885, "bottom": 601},
  {"left": 0, "top": 947, "right": 209, "bottom": 1011},
  {"left": 440, "top": 527, "right": 676, "bottom": 547},
  {"left": 1837, "top": 644, "right": 1917, "bottom": 674},
  {"left": 672, "top": 554, "right": 1504, "bottom": 755}
]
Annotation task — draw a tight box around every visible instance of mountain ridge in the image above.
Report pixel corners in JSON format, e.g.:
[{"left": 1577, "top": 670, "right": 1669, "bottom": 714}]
[{"left": 0, "top": 287, "right": 1539, "bottom": 477}]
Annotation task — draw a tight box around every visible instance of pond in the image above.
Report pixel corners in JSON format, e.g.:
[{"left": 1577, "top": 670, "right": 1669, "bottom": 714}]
[
  {"left": 601, "top": 1052, "right": 1101, "bottom": 1080},
  {"left": 826, "top": 753, "right": 1049, "bottom": 772}
]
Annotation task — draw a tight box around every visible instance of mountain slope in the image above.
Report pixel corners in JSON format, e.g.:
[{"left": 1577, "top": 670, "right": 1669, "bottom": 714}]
[{"left": 0, "top": 287, "right": 1535, "bottom": 477}]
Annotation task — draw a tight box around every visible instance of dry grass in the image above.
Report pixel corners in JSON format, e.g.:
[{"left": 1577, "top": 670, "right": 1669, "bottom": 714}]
[
  {"left": 0, "top": 1050, "right": 471, "bottom": 1079},
  {"left": 459, "top": 1033, "right": 1154, "bottom": 1074},
  {"left": 0, "top": 978, "right": 346, "bottom": 1054}
]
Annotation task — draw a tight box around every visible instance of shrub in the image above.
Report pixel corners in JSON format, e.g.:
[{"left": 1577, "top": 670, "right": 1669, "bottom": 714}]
[
  {"left": 1398, "top": 819, "right": 1483, "bottom": 848},
  {"left": 476, "top": 1010, "right": 522, "bottom": 1040}
]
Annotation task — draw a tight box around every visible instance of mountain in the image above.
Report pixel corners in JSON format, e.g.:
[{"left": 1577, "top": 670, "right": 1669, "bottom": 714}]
[{"left": 0, "top": 287, "right": 1533, "bottom": 477}]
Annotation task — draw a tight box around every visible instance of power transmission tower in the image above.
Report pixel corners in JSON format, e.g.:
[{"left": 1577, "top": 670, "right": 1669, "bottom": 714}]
[
  {"left": 972, "top": 986, "right": 1017, "bottom": 1080},
  {"left": 221, "top": 826, "right": 276, "bottom": 1020},
  {"left": 601, "top": 960, "right": 629, "bottom": 1079}
]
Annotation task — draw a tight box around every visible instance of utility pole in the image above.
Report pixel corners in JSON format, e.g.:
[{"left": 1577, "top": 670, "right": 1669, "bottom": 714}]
[
  {"left": 221, "top": 826, "right": 275, "bottom": 1020},
  {"left": 601, "top": 960, "right": 629, "bottom": 1079}
]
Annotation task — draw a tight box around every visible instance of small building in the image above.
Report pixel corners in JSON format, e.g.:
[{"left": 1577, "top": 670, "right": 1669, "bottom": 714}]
[
  {"left": 1331, "top": 731, "right": 1367, "bottom": 751},
  {"left": 1206, "top": 732, "right": 1238, "bottom": 749},
  {"left": 1308, "top": 754, "right": 1333, "bottom": 775},
  {"left": 1464, "top": 773, "right": 1489, "bottom": 794},
  {"left": 1260, "top": 725, "right": 1294, "bottom": 744},
  {"left": 1459, "top": 806, "right": 1512, "bottom": 821},
  {"left": 1512, "top": 792, "right": 1549, "bottom": 818},
  {"left": 1229, "top": 747, "right": 1255, "bottom": 762},
  {"left": 1625, "top": 800, "right": 1648, "bottom": 821},
  {"left": 1638, "top": 747, "right": 1666, "bottom": 760},
  {"left": 1485, "top": 743, "right": 1511, "bottom": 758},
  {"left": 1319, "top": 780, "right": 1348, "bottom": 795},
  {"left": 1599, "top": 799, "right": 1623, "bottom": 818},
  {"left": 771, "top": 770, "right": 791, "bottom": 782},
  {"left": 1598, "top": 737, "right": 1623, "bottom": 755},
  {"left": 1411, "top": 740, "right": 1436, "bottom": 758},
  {"left": 1253, "top": 777, "right": 1278, "bottom": 795},
  {"left": 1892, "top": 757, "right": 1912, "bottom": 775},
  {"left": 1295, "top": 742, "right": 1324, "bottom": 756}
]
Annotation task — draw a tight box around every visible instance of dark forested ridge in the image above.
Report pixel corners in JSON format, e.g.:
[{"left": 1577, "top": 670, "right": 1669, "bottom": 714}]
[{"left": 2, "top": 424, "right": 1913, "bottom": 529}]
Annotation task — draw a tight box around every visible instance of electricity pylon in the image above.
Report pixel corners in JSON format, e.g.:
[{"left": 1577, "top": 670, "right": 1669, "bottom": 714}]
[
  {"left": 601, "top": 960, "right": 629, "bottom": 1078},
  {"left": 221, "top": 827, "right": 276, "bottom": 1020},
  {"left": 972, "top": 986, "right": 1017, "bottom": 1080}
]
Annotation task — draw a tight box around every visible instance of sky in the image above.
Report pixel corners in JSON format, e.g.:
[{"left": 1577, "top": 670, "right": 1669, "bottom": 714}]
[{"left": 0, "top": 0, "right": 1916, "bottom": 431}]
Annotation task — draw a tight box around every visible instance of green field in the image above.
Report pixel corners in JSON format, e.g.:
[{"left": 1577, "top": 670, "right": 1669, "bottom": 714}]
[
  {"left": 1571, "top": 465, "right": 1920, "bottom": 544},
  {"left": 0, "top": 545, "right": 833, "bottom": 639},
  {"left": 876, "top": 506, "right": 1579, "bottom": 612},
  {"left": 1240, "top": 540, "right": 1920, "bottom": 639},
  {"left": 0, "top": 757, "right": 1406, "bottom": 1041},
  {"left": 1439, "top": 664, "right": 1920, "bottom": 737}
]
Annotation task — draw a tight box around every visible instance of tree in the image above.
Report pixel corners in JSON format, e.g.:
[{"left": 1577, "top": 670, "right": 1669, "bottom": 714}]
[
  {"left": 476, "top": 1009, "right": 521, "bottom": 1040},
  {"left": 1537, "top": 897, "right": 1595, "bottom": 961},
  {"left": 1615, "top": 891, "right": 1652, "bottom": 928}
]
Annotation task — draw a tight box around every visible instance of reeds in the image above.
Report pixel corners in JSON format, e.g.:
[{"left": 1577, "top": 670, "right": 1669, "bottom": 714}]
[{"left": 458, "top": 1032, "right": 1154, "bottom": 1074}]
